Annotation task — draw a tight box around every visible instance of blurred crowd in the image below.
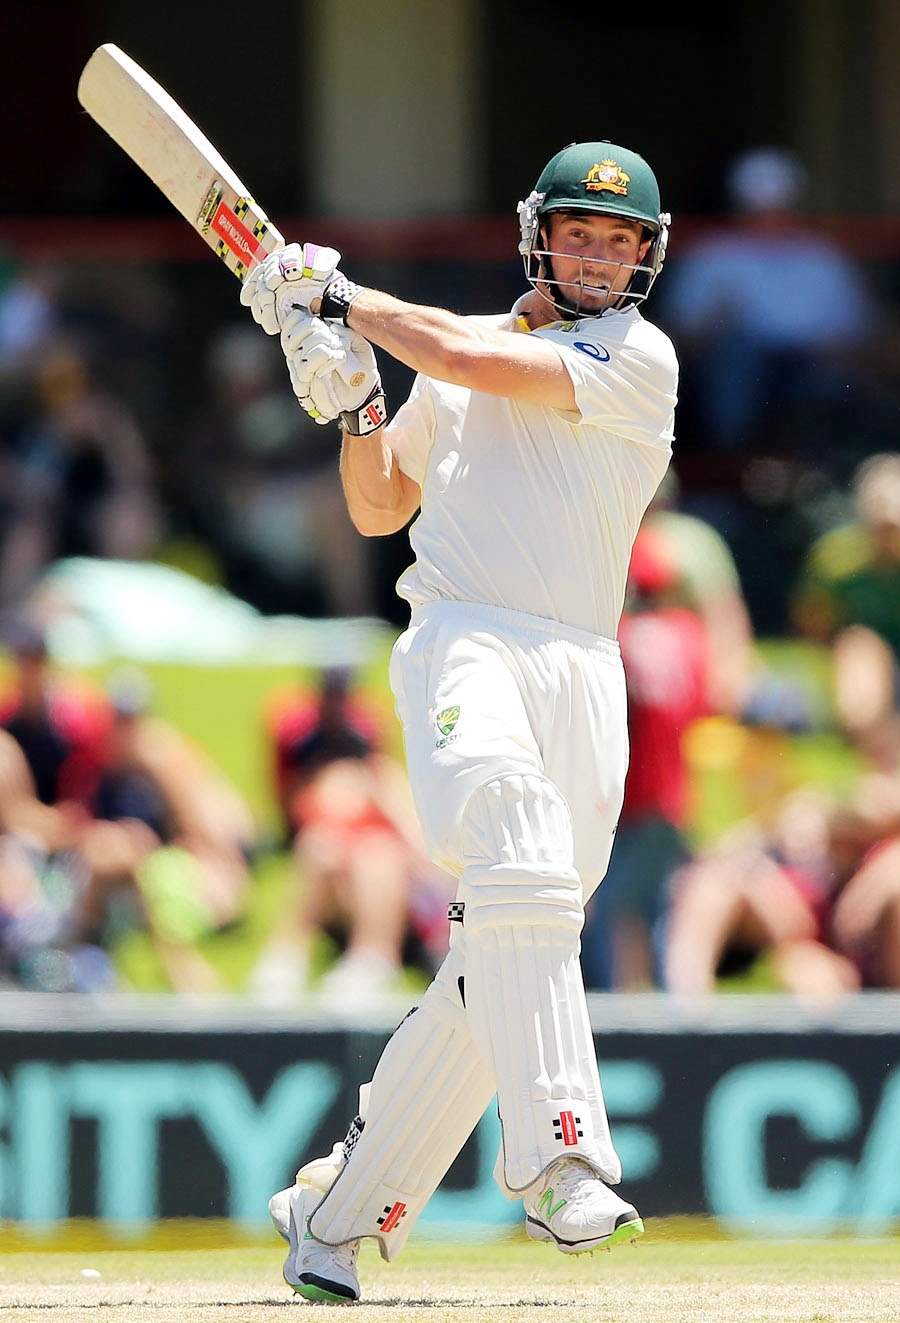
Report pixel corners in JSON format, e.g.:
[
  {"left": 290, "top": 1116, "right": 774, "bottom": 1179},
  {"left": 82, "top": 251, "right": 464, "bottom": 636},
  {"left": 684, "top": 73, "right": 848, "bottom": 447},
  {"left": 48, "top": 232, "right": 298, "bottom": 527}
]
[
  {"left": 0, "top": 625, "right": 452, "bottom": 998},
  {"left": 0, "top": 253, "right": 379, "bottom": 621},
  {"left": 0, "top": 619, "right": 255, "bottom": 992},
  {"left": 585, "top": 456, "right": 900, "bottom": 998},
  {"left": 1, "top": 146, "right": 900, "bottom": 999}
]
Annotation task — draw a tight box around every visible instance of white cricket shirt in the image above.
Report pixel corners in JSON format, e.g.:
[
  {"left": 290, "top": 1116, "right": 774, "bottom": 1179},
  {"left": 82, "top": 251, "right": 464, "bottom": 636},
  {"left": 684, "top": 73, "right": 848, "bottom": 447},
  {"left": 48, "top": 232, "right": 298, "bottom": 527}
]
[{"left": 386, "top": 298, "right": 678, "bottom": 639}]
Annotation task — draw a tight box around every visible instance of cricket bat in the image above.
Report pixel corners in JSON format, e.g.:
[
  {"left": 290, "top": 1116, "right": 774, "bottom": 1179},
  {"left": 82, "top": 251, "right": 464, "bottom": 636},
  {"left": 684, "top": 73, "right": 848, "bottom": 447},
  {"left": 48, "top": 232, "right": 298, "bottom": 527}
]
[{"left": 77, "top": 43, "right": 284, "bottom": 282}]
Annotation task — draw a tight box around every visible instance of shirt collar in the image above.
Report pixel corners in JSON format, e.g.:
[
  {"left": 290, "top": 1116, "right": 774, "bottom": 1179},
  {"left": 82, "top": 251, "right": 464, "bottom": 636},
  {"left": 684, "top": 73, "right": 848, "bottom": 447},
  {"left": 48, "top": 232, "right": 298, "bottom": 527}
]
[{"left": 506, "top": 292, "right": 558, "bottom": 333}]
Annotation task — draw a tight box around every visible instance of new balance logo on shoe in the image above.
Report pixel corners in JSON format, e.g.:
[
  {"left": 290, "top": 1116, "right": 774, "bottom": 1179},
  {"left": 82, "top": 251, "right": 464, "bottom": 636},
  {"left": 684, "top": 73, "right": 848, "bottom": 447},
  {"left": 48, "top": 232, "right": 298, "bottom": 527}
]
[{"left": 537, "top": 1186, "right": 567, "bottom": 1220}]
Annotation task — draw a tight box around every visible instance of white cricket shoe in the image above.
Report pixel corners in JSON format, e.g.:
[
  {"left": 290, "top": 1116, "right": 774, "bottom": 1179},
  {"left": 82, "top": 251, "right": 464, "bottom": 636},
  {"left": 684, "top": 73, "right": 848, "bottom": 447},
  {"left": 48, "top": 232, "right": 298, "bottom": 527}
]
[
  {"left": 268, "top": 1185, "right": 292, "bottom": 1243},
  {"left": 283, "top": 1184, "right": 360, "bottom": 1303},
  {"left": 523, "top": 1156, "right": 644, "bottom": 1253},
  {"left": 268, "top": 1141, "right": 346, "bottom": 1243}
]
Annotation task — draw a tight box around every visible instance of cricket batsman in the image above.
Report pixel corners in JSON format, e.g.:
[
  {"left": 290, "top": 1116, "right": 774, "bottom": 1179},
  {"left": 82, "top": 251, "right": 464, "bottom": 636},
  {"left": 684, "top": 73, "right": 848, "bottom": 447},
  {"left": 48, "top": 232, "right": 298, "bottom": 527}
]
[{"left": 240, "top": 140, "right": 677, "bottom": 1303}]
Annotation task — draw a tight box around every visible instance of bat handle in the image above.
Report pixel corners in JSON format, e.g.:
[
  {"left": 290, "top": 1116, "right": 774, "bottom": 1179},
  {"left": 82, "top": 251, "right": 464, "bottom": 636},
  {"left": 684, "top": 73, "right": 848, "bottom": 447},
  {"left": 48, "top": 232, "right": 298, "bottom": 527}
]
[{"left": 275, "top": 288, "right": 322, "bottom": 323}]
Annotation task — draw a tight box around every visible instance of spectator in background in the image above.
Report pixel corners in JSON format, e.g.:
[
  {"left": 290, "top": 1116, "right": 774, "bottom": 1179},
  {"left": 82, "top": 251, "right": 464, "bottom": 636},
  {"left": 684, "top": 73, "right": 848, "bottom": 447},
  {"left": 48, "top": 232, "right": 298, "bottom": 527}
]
[
  {"left": 251, "top": 665, "right": 453, "bottom": 1005},
  {"left": 267, "top": 664, "right": 384, "bottom": 846},
  {"left": 659, "top": 146, "right": 882, "bottom": 465},
  {"left": 0, "top": 259, "right": 62, "bottom": 380},
  {"left": 643, "top": 464, "right": 816, "bottom": 728},
  {"left": 581, "top": 525, "right": 711, "bottom": 989},
  {"left": 0, "top": 614, "right": 108, "bottom": 812},
  {"left": 0, "top": 337, "right": 162, "bottom": 606},
  {"left": 76, "top": 666, "right": 257, "bottom": 992},
  {"left": 827, "top": 783, "right": 900, "bottom": 989},
  {"left": 664, "top": 758, "right": 900, "bottom": 998},
  {"left": 0, "top": 642, "right": 256, "bottom": 993},
  {"left": 177, "top": 325, "right": 376, "bottom": 618},
  {"left": 662, "top": 783, "right": 862, "bottom": 998},
  {"left": 0, "top": 633, "right": 125, "bottom": 990},
  {"left": 0, "top": 728, "right": 115, "bottom": 992},
  {"left": 641, "top": 466, "right": 758, "bottom": 716},
  {"left": 791, "top": 452, "right": 900, "bottom": 771}
]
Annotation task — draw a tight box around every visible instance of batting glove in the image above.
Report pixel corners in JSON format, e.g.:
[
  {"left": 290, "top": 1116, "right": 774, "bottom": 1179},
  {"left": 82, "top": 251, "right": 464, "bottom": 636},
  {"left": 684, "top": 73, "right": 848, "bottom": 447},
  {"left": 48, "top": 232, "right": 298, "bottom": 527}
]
[
  {"left": 281, "top": 310, "right": 387, "bottom": 433},
  {"left": 240, "top": 242, "right": 343, "bottom": 336}
]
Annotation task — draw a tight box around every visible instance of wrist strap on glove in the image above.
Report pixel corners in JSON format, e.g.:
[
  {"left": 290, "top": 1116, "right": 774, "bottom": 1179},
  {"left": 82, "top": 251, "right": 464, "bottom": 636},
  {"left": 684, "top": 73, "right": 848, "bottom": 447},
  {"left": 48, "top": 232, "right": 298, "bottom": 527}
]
[
  {"left": 341, "top": 384, "right": 388, "bottom": 435},
  {"left": 320, "top": 275, "right": 365, "bottom": 323}
]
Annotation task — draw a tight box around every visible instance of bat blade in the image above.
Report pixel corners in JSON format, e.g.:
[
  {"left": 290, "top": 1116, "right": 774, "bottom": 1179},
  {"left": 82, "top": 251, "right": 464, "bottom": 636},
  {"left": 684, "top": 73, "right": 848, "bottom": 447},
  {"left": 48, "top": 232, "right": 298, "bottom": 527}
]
[{"left": 77, "top": 43, "right": 284, "bottom": 280}]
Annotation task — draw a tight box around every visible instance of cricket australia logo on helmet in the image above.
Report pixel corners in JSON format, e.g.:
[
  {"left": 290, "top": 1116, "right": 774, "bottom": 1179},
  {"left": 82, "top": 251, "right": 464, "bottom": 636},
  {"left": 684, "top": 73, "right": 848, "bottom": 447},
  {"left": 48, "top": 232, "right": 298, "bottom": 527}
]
[{"left": 581, "top": 159, "right": 630, "bottom": 196}]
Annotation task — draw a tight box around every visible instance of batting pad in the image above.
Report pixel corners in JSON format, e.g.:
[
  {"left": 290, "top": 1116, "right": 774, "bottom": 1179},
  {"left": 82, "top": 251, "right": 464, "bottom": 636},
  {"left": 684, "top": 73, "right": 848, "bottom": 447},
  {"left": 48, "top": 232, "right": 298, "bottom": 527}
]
[
  {"left": 457, "top": 774, "right": 621, "bottom": 1193},
  {"left": 309, "top": 942, "right": 495, "bottom": 1260}
]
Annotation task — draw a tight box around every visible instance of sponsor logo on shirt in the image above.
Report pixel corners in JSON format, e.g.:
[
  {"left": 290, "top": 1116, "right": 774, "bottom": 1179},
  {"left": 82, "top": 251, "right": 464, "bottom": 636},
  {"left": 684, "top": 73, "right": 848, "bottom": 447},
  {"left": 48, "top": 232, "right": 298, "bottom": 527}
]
[
  {"left": 574, "top": 341, "right": 611, "bottom": 362},
  {"left": 435, "top": 705, "right": 460, "bottom": 748}
]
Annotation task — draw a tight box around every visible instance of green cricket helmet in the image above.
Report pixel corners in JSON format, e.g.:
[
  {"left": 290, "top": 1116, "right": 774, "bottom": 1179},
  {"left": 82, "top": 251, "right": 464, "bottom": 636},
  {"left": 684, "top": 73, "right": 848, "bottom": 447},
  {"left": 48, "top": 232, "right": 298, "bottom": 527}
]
[{"left": 517, "top": 141, "right": 671, "bottom": 317}]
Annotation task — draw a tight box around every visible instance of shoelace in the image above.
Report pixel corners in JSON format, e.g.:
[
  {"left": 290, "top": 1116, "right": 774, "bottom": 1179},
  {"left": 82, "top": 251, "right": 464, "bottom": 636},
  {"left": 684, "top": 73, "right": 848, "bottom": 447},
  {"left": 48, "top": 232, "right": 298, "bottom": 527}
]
[
  {"left": 304, "top": 1237, "right": 359, "bottom": 1276},
  {"left": 545, "top": 1158, "right": 596, "bottom": 1202}
]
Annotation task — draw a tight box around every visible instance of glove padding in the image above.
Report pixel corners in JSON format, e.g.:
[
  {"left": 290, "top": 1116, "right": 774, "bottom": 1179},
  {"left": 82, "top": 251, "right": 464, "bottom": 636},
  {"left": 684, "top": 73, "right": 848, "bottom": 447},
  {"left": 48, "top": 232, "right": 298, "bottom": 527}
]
[
  {"left": 281, "top": 310, "right": 382, "bottom": 427},
  {"left": 240, "top": 242, "right": 342, "bottom": 336}
]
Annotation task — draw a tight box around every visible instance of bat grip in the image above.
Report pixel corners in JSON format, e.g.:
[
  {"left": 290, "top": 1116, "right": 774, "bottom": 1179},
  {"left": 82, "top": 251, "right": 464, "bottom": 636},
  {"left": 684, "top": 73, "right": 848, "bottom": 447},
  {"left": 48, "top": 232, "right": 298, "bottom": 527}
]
[{"left": 275, "top": 288, "right": 322, "bottom": 323}]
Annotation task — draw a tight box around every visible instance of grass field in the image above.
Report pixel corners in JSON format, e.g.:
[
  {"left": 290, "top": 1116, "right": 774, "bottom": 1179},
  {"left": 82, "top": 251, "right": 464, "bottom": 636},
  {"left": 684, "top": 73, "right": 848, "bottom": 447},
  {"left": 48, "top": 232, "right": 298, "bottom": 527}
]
[{"left": 2, "top": 1222, "right": 898, "bottom": 1322}]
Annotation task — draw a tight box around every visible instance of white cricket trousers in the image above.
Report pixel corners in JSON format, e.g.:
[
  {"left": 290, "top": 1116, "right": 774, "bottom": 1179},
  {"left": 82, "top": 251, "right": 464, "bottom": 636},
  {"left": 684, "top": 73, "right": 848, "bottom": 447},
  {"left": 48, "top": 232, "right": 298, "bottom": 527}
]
[{"left": 390, "top": 598, "right": 629, "bottom": 892}]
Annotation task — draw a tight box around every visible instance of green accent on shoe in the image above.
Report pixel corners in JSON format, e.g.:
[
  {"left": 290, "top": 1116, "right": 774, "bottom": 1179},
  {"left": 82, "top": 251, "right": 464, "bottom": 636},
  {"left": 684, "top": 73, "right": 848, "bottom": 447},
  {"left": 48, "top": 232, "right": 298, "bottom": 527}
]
[
  {"left": 606, "top": 1215, "right": 644, "bottom": 1247},
  {"left": 537, "top": 1186, "right": 567, "bottom": 1220},
  {"left": 294, "top": 1281, "right": 354, "bottom": 1304}
]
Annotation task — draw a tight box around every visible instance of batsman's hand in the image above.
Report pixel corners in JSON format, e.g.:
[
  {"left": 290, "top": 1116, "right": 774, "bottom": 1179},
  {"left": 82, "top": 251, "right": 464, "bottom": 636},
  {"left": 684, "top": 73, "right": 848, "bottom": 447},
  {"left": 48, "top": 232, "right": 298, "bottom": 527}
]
[
  {"left": 240, "top": 242, "right": 342, "bottom": 335},
  {"left": 281, "top": 310, "right": 386, "bottom": 433}
]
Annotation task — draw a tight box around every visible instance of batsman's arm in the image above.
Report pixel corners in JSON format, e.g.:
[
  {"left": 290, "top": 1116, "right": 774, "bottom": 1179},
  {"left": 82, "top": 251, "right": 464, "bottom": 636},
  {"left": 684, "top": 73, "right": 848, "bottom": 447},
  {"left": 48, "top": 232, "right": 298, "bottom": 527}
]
[
  {"left": 339, "top": 428, "right": 421, "bottom": 537},
  {"left": 340, "top": 289, "right": 578, "bottom": 411}
]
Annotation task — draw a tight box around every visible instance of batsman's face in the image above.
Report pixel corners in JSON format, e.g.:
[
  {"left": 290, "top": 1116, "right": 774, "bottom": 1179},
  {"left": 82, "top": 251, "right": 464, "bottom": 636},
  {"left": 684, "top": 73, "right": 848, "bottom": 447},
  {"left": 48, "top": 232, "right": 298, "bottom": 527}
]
[{"left": 542, "top": 212, "right": 651, "bottom": 312}]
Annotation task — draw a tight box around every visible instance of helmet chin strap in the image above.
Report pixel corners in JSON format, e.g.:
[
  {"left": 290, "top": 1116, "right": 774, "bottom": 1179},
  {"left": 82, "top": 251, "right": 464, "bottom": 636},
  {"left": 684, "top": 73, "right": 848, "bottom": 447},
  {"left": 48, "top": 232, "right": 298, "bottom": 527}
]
[
  {"left": 537, "top": 229, "right": 584, "bottom": 318},
  {"left": 540, "top": 276, "right": 582, "bottom": 319}
]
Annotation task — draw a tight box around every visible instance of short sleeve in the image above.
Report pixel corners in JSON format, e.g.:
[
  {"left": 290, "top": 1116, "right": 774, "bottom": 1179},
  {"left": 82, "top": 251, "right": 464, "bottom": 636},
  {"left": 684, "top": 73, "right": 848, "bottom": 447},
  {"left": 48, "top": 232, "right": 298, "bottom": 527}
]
[
  {"left": 538, "top": 318, "right": 678, "bottom": 449},
  {"left": 383, "top": 374, "right": 436, "bottom": 486}
]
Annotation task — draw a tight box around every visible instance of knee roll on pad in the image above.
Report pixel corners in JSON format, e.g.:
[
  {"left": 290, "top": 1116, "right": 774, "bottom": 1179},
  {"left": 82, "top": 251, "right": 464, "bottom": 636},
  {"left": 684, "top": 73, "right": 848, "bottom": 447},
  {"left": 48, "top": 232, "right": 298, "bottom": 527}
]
[
  {"left": 456, "top": 774, "right": 583, "bottom": 931},
  {"left": 309, "top": 941, "right": 495, "bottom": 1260},
  {"left": 455, "top": 774, "right": 621, "bottom": 1192}
]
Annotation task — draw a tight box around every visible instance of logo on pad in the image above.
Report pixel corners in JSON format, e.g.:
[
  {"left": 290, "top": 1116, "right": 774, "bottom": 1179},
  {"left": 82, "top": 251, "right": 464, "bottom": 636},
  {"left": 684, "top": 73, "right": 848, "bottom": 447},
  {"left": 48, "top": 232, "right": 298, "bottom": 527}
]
[
  {"left": 377, "top": 1201, "right": 407, "bottom": 1234},
  {"left": 553, "top": 1111, "right": 583, "bottom": 1145}
]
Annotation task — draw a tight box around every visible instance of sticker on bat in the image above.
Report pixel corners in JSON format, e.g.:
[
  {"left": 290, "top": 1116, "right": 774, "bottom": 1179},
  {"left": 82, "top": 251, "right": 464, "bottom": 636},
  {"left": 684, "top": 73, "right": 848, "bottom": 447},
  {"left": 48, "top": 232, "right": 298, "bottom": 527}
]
[
  {"left": 198, "top": 181, "right": 224, "bottom": 234},
  {"left": 209, "top": 201, "right": 268, "bottom": 268}
]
